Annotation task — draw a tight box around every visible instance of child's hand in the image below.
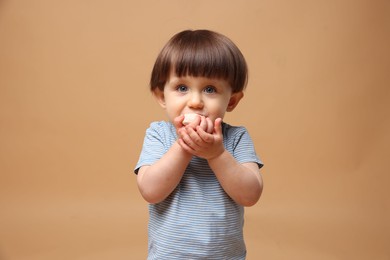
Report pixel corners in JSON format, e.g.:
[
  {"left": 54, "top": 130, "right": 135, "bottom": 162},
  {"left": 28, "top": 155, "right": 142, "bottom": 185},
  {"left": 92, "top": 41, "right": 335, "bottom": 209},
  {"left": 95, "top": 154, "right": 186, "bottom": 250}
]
[
  {"left": 177, "top": 118, "right": 224, "bottom": 160},
  {"left": 198, "top": 116, "right": 214, "bottom": 134},
  {"left": 173, "top": 115, "right": 213, "bottom": 133},
  {"left": 173, "top": 114, "right": 200, "bottom": 134}
]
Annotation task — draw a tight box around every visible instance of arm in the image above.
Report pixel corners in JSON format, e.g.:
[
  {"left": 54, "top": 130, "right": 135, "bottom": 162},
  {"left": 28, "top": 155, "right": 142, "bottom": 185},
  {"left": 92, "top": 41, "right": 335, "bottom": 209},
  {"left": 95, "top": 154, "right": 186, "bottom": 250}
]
[
  {"left": 208, "top": 152, "right": 263, "bottom": 207},
  {"left": 136, "top": 116, "right": 194, "bottom": 204},
  {"left": 177, "top": 118, "right": 263, "bottom": 206},
  {"left": 137, "top": 141, "right": 192, "bottom": 204}
]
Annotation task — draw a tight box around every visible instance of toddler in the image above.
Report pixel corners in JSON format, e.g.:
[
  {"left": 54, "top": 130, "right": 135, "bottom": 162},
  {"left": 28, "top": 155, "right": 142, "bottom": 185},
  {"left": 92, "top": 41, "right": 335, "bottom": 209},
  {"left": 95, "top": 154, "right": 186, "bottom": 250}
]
[{"left": 134, "top": 29, "right": 263, "bottom": 259}]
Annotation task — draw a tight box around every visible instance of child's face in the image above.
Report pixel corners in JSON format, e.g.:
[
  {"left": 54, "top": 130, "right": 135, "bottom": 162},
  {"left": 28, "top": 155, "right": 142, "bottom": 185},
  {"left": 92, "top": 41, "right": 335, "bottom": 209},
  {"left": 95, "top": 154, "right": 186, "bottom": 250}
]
[{"left": 154, "top": 72, "right": 243, "bottom": 123}]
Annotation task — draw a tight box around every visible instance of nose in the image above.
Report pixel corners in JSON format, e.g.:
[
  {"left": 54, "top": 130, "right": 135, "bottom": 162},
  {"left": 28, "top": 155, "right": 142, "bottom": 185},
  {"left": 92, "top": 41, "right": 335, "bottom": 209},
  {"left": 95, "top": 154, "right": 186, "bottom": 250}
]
[{"left": 188, "top": 92, "right": 203, "bottom": 109}]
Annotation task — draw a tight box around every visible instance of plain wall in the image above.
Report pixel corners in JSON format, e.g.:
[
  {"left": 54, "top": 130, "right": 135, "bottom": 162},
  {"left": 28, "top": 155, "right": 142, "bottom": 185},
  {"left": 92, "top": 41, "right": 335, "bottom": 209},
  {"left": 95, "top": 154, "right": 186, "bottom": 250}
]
[{"left": 0, "top": 0, "right": 389, "bottom": 259}]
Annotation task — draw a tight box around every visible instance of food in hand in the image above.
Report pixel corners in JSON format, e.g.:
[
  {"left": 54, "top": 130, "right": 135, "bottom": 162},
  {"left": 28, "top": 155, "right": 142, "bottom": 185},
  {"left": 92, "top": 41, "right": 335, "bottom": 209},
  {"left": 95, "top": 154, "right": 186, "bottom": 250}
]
[{"left": 182, "top": 113, "right": 199, "bottom": 125}]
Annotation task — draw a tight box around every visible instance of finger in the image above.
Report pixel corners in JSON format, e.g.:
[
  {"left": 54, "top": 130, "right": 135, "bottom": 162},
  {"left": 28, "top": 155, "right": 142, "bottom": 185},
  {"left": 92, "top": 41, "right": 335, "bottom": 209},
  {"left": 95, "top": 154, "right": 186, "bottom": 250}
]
[
  {"left": 199, "top": 116, "right": 207, "bottom": 131},
  {"left": 177, "top": 138, "right": 195, "bottom": 154},
  {"left": 214, "top": 118, "right": 223, "bottom": 135},
  {"left": 206, "top": 117, "right": 214, "bottom": 133},
  {"left": 186, "top": 126, "right": 203, "bottom": 146},
  {"left": 188, "top": 114, "right": 201, "bottom": 128},
  {"left": 177, "top": 127, "right": 187, "bottom": 139},
  {"left": 173, "top": 115, "right": 185, "bottom": 128},
  {"left": 196, "top": 125, "right": 213, "bottom": 143},
  {"left": 178, "top": 126, "right": 199, "bottom": 150}
]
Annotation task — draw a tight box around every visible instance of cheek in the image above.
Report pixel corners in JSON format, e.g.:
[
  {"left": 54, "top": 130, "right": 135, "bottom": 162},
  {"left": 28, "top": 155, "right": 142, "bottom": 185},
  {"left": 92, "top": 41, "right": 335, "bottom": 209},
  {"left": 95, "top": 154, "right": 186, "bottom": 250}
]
[
  {"left": 208, "top": 101, "right": 229, "bottom": 116},
  {"left": 164, "top": 97, "right": 185, "bottom": 114}
]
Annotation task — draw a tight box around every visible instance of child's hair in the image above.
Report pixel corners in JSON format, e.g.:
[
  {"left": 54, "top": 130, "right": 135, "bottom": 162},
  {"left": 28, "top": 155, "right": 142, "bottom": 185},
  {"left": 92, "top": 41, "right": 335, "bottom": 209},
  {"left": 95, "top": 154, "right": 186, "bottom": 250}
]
[{"left": 150, "top": 30, "right": 248, "bottom": 93}]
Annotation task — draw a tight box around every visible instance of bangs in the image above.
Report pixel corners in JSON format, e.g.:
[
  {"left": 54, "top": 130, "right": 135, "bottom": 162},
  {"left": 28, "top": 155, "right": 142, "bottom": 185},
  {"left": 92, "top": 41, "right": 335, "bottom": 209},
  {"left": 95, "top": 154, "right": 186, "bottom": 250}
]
[
  {"left": 172, "top": 39, "right": 234, "bottom": 81},
  {"left": 150, "top": 30, "right": 248, "bottom": 93}
]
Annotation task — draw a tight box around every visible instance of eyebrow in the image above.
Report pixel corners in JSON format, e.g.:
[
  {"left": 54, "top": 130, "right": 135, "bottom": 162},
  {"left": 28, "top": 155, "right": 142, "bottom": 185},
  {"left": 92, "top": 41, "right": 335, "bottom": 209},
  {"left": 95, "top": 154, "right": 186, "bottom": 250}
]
[{"left": 170, "top": 75, "right": 226, "bottom": 84}]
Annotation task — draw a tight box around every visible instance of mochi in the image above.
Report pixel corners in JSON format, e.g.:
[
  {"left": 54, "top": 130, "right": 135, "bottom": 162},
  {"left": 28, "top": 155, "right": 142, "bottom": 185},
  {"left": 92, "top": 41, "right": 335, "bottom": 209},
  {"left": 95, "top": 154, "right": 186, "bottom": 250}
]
[{"left": 182, "top": 113, "right": 199, "bottom": 125}]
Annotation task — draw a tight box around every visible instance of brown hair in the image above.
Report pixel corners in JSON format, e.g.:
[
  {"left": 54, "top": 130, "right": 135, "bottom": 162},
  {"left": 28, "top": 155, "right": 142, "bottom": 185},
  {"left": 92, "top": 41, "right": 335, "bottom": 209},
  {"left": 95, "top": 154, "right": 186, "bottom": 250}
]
[{"left": 150, "top": 30, "right": 248, "bottom": 93}]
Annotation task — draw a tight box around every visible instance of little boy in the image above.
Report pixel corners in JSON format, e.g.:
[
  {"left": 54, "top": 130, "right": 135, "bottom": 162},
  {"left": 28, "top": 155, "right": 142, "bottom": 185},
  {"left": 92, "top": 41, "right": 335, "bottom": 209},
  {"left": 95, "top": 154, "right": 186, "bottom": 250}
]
[{"left": 134, "top": 29, "right": 263, "bottom": 259}]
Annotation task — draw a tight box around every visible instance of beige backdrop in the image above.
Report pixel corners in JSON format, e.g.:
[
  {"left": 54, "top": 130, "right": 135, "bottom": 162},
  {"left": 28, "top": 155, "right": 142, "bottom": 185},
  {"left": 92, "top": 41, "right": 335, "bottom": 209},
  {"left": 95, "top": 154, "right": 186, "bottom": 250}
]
[{"left": 0, "top": 0, "right": 389, "bottom": 259}]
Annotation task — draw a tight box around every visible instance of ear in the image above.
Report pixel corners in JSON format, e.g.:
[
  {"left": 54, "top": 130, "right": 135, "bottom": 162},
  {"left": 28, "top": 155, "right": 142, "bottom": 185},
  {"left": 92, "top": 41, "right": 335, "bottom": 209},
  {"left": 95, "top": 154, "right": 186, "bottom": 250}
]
[
  {"left": 153, "top": 88, "right": 166, "bottom": 109},
  {"left": 226, "top": 91, "right": 244, "bottom": 112}
]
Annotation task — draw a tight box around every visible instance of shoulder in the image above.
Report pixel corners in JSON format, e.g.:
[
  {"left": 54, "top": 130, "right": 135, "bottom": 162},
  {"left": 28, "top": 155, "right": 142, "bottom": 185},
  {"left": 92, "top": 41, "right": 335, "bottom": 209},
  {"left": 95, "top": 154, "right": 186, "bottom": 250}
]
[
  {"left": 222, "top": 122, "right": 249, "bottom": 138},
  {"left": 146, "top": 121, "right": 174, "bottom": 134},
  {"left": 222, "top": 122, "right": 262, "bottom": 167},
  {"left": 144, "top": 121, "right": 176, "bottom": 144},
  {"left": 148, "top": 120, "right": 172, "bottom": 129},
  {"left": 222, "top": 122, "right": 255, "bottom": 148}
]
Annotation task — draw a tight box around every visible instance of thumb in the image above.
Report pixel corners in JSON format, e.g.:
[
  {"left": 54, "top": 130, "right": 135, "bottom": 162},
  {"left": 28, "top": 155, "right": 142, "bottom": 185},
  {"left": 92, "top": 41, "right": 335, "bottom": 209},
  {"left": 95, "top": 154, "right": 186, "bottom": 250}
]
[{"left": 173, "top": 115, "right": 185, "bottom": 128}]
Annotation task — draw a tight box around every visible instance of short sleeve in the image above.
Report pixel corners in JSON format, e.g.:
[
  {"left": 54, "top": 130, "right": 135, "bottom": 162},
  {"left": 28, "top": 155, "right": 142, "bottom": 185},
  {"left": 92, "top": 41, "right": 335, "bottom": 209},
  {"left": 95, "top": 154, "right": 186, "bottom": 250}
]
[
  {"left": 224, "top": 125, "right": 263, "bottom": 169},
  {"left": 134, "top": 122, "right": 168, "bottom": 174}
]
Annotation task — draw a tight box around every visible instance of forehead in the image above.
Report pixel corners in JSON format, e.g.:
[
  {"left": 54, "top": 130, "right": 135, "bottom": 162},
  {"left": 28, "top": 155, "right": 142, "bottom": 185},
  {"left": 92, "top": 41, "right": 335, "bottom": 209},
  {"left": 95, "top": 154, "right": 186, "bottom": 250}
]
[{"left": 166, "top": 72, "right": 231, "bottom": 88}]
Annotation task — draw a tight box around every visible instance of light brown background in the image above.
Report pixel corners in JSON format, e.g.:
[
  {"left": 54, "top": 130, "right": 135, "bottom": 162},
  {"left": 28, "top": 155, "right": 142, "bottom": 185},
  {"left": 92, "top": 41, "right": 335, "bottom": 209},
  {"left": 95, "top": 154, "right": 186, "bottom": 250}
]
[{"left": 1, "top": 0, "right": 389, "bottom": 259}]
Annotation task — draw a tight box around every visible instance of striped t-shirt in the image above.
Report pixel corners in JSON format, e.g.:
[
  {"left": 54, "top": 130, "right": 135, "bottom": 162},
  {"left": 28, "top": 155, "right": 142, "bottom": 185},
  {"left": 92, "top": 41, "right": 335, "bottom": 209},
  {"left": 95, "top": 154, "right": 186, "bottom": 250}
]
[{"left": 135, "top": 121, "right": 263, "bottom": 259}]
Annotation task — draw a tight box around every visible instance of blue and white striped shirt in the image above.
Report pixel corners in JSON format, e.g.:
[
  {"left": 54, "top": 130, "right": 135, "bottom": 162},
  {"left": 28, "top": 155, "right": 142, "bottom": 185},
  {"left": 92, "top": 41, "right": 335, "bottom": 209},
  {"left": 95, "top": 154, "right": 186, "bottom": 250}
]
[{"left": 135, "top": 121, "right": 263, "bottom": 259}]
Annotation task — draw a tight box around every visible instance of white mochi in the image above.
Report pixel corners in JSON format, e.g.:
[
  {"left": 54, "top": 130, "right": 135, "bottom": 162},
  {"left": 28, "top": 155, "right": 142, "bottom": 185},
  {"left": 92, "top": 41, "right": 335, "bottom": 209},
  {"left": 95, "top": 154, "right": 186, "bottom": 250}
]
[{"left": 182, "top": 113, "right": 199, "bottom": 125}]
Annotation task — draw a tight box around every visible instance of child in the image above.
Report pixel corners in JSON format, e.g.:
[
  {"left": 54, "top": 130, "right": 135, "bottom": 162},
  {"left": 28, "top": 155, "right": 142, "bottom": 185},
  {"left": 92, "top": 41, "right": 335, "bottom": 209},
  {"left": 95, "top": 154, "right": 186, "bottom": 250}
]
[{"left": 134, "top": 29, "right": 263, "bottom": 259}]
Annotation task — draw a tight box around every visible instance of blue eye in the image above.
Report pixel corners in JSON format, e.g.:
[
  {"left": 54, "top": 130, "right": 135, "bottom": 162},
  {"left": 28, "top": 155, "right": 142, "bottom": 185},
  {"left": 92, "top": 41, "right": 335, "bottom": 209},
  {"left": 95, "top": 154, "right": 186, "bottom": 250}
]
[
  {"left": 177, "top": 85, "right": 188, "bottom": 92},
  {"left": 204, "top": 86, "right": 216, "bottom": 94}
]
